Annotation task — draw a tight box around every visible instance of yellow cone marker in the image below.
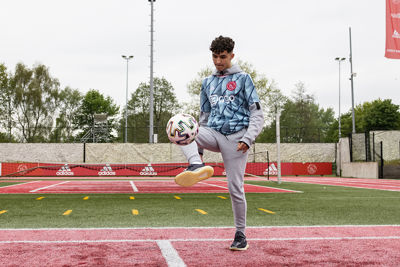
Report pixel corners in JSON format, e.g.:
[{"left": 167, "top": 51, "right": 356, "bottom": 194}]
[
  {"left": 0, "top": 210, "right": 8, "bottom": 215},
  {"left": 129, "top": 196, "right": 135, "bottom": 200},
  {"left": 195, "top": 209, "right": 207, "bottom": 215},
  {"left": 132, "top": 209, "right": 139, "bottom": 215},
  {"left": 258, "top": 208, "right": 275, "bottom": 214},
  {"left": 63, "top": 210, "right": 72, "bottom": 216},
  {"left": 36, "top": 197, "right": 45, "bottom": 200},
  {"left": 217, "top": 196, "right": 227, "bottom": 199},
  {"left": 83, "top": 196, "right": 89, "bottom": 200},
  {"left": 174, "top": 196, "right": 181, "bottom": 200}
]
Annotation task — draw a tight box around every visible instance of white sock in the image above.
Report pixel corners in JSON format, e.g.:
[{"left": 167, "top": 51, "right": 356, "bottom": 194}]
[{"left": 180, "top": 141, "right": 202, "bottom": 165}]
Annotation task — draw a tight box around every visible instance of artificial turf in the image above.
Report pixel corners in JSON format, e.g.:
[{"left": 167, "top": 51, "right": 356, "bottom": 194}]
[{"left": 0, "top": 180, "right": 399, "bottom": 228}]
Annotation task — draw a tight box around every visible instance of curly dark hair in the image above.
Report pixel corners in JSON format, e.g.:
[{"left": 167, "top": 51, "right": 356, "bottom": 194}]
[{"left": 209, "top": 36, "right": 235, "bottom": 53}]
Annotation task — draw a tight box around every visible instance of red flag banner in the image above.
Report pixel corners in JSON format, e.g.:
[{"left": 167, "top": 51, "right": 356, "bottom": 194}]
[{"left": 386, "top": 0, "right": 400, "bottom": 59}]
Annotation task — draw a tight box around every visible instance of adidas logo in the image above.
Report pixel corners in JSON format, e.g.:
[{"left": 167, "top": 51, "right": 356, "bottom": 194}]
[
  {"left": 393, "top": 30, "right": 400, "bottom": 39},
  {"left": 263, "top": 163, "right": 278, "bottom": 175},
  {"left": 56, "top": 164, "right": 74, "bottom": 176},
  {"left": 98, "top": 164, "right": 116, "bottom": 176},
  {"left": 140, "top": 164, "right": 157, "bottom": 175}
]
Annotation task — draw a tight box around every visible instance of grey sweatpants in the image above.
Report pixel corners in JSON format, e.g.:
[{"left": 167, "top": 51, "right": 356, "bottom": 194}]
[{"left": 180, "top": 127, "right": 249, "bottom": 233}]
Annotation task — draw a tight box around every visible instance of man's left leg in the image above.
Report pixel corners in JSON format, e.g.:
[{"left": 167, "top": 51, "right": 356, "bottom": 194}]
[
  {"left": 219, "top": 130, "right": 249, "bottom": 250},
  {"left": 222, "top": 152, "right": 249, "bottom": 250}
]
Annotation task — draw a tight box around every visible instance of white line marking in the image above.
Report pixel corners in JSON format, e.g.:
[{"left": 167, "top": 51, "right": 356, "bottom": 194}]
[
  {"left": 291, "top": 181, "right": 400, "bottom": 192},
  {"left": 199, "top": 181, "right": 303, "bottom": 193},
  {"left": 244, "top": 183, "right": 303, "bottom": 193},
  {"left": 29, "top": 181, "right": 70, "bottom": 193},
  {"left": 269, "top": 178, "right": 400, "bottom": 192},
  {"left": 157, "top": 240, "right": 186, "bottom": 267},
  {"left": 198, "top": 182, "right": 229, "bottom": 190},
  {"left": 1, "top": 236, "right": 400, "bottom": 244},
  {"left": 130, "top": 181, "right": 139, "bottom": 192},
  {"left": 0, "top": 181, "right": 41, "bottom": 189},
  {"left": 0, "top": 225, "right": 399, "bottom": 231}
]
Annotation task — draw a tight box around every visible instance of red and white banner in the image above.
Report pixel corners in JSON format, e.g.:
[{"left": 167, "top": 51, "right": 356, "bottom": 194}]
[
  {"left": 0, "top": 162, "right": 332, "bottom": 177},
  {"left": 386, "top": 0, "right": 400, "bottom": 59}
]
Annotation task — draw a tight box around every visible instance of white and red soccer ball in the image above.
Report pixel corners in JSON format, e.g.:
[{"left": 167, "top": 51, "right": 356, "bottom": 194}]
[{"left": 166, "top": 114, "right": 199, "bottom": 146}]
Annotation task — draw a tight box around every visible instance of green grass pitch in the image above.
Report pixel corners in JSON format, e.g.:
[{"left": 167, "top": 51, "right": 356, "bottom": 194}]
[{"left": 0, "top": 181, "right": 399, "bottom": 228}]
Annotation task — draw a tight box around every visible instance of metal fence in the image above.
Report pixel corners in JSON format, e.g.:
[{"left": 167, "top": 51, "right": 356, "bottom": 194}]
[{"left": 349, "top": 131, "right": 400, "bottom": 179}]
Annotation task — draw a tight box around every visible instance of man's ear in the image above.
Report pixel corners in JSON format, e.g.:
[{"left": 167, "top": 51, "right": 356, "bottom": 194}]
[{"left": 230, "top": 53, "right": 235, "bottom": 59}]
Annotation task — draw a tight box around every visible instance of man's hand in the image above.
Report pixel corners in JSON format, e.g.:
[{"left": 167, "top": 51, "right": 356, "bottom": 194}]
[{"left": 237, "top": 142, "right": 249, "bottom": 153}]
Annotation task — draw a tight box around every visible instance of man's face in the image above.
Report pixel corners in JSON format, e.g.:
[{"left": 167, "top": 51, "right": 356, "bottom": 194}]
[{"left": 212, "top": 51, "right": 234, "bottom": 71}]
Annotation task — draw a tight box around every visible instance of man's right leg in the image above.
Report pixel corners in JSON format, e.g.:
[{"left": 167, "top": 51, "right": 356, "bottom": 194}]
[{"left": 175, "top": 127, "right": 219, "bottom": 187}]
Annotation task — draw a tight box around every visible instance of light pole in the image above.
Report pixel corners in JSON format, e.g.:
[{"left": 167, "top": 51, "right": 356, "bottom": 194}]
[
  {"left": 122, "top": 55, "right": 133, "bottom": 143},
  {"left": 349, "top": 27, "right": 356, "bottom": 133},
  {"left": 335, "top": 57, "right": 346, "bottom": 139},
  {"left": 148, "top": 0, "right": 156, "bottom": 143}
]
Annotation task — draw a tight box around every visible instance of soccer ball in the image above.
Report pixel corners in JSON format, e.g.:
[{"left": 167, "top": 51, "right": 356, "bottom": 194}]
[{"left": 166, "top": 113, "right": 199, "bottom": 146}]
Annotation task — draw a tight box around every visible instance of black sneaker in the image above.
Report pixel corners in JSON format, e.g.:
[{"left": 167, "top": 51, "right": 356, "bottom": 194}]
[
  {"left": 175, "top": 163, "right": 214, "bottom": 187},
  {"left": 230, "top": 231, "right": 249, "bottom": 251}
]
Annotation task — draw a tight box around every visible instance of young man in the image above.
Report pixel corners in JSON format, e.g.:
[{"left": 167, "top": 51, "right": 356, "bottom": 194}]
[{"left": 175, "top": 36, "right": 264, "bottom": 250}]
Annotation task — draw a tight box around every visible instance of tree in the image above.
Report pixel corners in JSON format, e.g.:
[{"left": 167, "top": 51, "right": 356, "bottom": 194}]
[
  {"left": 327, "top": 105, "right": 365, "bottom": 140},
  {"left": 336, "top": 99, "right": 400, "bottom": 137},
  {"left": 74, "top": 89, "right": 119, "bottom": 142},
  {"left": 124, "top": 77, "right": 180, "bottom": 143},
  {"left": 260, "top": 82, "right": 335, "bottom": 143},
  {"left": 185, "top": 67, "right": 213, "bottom": 118},
  {"left": 10, "top": 63, "right": 60, "bottom": 142},
  {"left": 364, "top": 99, "right": 400, "bottom": 131},
  {"left": 49, "top": 87, "right": 83, "bottom": 142},
  {"left": 0, "top": 63, "right": 14, "bottom": 142}
]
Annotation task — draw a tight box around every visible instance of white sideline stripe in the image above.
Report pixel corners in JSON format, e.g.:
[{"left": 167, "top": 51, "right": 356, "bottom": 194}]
[
  {"left": 199, "top": 181, "right": 302, "bottom": 193},
  {"left": 0, "top": 180, "right": 41, "bottom": 189},
  {"left": 130, "top": 181, "right": 139, "bottom": 192},
  {"left": 29, "top": 181, "right": 70, "bottom": 193},
  {"left": 198, "top": 182, "right": 229, "bottom": 190},
  {"left": 1, "top": 224, "right": 399, "bottom": 231},
  {"left": 157, "top": 240, "right": 186, "bottom": 267},
  {"left": 1, "top": 236, "right": 400, "bottom": 244},
  {"left": 271, "top": 178, "right": 400, "bottom": 192},
  {"left": 244, "top": 183, "right": 303, "bottom": 193}
]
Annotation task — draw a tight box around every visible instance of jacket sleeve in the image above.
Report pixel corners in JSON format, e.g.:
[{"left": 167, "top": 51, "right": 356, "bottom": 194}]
[
  {"left": 199, "top": 111, "right": 209, "bottom": 127},
  {"left": 198, "top": 79, "right": 210, "bottom": 155},
  {"left": 240, "top": 103, "right": 264, "bottom": 148}
]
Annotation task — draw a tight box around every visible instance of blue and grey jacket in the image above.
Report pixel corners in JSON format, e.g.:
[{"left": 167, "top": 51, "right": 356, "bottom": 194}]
[{"left": 199, "top": 64, "right": 264, "bottom": 147}]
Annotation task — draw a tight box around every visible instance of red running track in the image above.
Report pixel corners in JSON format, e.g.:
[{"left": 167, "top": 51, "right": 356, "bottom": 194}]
[
  {"left": 0, "top": 180, "right": 298, "bottom": 194},
  {"left": 0, "top": 225, "right": 399, "bottom": 266}
]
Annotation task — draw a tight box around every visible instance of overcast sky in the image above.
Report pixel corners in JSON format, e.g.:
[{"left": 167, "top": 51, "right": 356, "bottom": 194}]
[{"left": 2, "top": 0, "right": 399, "bottom": 117}]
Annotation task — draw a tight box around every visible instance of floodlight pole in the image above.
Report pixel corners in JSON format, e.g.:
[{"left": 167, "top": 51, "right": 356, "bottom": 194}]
[
  {"left": 149, "top": 0, "right": 155, "bottom": 143},
  {"left": 335, "top": 57, "right": 346, "bottom": 139},
  {"left": 276, "top": 107, "right": 281, "bottom": 184},
  {"left": 122, "top": 55, "right": 133, "bottom": 143},
  {"left": 349, "top": 27, "right": 356, "bottom": 133}
]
